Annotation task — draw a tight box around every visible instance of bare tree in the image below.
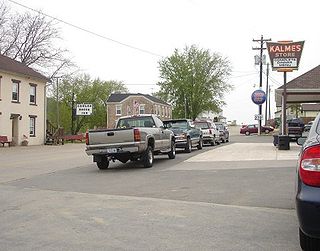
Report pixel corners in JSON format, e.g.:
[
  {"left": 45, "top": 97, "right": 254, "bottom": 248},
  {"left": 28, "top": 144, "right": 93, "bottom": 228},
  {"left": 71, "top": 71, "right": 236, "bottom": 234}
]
[
  {"left": 0, "top": 2, "right": 10, "bottom": 48},
  {"left": 0, "top": 1, "right": 77, "bottom": 79}
]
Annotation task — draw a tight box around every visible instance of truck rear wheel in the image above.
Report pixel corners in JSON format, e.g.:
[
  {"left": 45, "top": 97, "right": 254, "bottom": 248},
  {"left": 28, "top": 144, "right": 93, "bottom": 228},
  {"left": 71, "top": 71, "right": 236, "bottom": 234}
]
[
  {"left": 96, "top": 159, "right": 109, "bottom": 169},
  {"left": 142, "top": 146, "right": 154, "bottom": 168}
]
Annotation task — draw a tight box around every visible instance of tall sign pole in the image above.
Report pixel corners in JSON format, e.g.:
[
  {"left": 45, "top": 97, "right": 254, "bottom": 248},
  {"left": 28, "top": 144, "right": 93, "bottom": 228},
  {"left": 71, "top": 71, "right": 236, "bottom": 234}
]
[
  {"left": 266, "top": 40, "right": 305, "bottom": 135},
  {"left": 253, "top": 35, "right": 271, "bottom": 135}
]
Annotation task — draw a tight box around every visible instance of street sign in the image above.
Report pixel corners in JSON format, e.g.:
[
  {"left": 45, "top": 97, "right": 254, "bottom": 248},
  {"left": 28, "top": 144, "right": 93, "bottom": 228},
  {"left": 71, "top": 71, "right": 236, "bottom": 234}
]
[
  {"left": 254, "top": 114, "right": 263, "bottom": 121},
  {"left": 251, "top": 89, "right": 266, "bottom": 105},
  {"left": 266, "top": 41, "right": 304, "bottom": 72},
  {"left": 76, "top": 103, "right": 92, "bottom": 115}
]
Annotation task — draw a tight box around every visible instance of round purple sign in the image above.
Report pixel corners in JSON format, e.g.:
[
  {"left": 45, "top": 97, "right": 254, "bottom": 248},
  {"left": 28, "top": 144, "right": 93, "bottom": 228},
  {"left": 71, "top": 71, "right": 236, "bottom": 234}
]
[{"left": 251, "top": 89, "right": 266, "bottom": 105}]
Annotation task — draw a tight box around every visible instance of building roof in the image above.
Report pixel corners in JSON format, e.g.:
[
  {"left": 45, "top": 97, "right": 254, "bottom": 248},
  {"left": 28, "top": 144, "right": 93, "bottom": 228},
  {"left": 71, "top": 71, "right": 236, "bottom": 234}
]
[
  {"left": 107, "top": 93, "right": 170, "bottom": 105},
  {"left": 301, "top": 103, "right": 320, "bottom": 111},
  {"left": 0, "top": 54, "right": 49, "bottom": 82},
  {"left": 275, "top": 65, "right": 320, "bottom": 106},
  {"left": 278, "top": 65, "right": 320, "bottom": 90}
]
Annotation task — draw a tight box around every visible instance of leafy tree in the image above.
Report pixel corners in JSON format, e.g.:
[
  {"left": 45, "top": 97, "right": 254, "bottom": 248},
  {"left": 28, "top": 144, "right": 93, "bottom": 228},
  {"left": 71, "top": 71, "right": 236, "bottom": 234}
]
[
  {"left": 157, "top": 45, "right": 232, "bottom": 120},
  {"left": 48, "top": 74, "right": 128, "bottom": 134},
  {"left": 290, "top": 104, "right": 302, "bottom": 118},
  {"left": 87, "top": 79, "right": 128, "bottom": 128}
]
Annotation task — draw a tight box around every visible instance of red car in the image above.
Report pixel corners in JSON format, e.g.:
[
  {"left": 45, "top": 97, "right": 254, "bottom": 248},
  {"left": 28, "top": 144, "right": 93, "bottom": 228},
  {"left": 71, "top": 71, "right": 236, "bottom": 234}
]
[{"left": 240, "top": 124, "right": 274, "bottom": 135}]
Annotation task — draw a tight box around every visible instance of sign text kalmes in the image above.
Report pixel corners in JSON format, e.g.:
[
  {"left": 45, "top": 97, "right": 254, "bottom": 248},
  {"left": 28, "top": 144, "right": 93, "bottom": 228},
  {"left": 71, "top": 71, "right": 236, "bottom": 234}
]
[{"left": 267, "top": 41, "right": 304, "bottom": 71}]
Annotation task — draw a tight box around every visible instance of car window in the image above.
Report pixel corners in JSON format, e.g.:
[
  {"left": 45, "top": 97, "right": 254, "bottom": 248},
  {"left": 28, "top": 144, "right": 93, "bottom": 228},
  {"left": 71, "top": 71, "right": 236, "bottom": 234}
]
[
  {"left": 194, "top": 122, "right": 209, "bottom": 129},
  {"left": 215, "top": 124, "right": 223, "bottom": 130},
  {"left": 315, "top": 115, "right": 320, "bottom": 134},
  {"left": 153, "top": 116, "right": 163, "bottom": 127},
  {"left": 164, "top": 121, "right": 188, "bottom": 129}
]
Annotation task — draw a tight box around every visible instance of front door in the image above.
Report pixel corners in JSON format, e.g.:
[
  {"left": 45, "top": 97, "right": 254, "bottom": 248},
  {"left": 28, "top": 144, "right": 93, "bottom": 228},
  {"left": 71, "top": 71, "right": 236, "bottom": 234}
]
[{"left": 11, "top": 114, "right": 20, "bottom": 146}]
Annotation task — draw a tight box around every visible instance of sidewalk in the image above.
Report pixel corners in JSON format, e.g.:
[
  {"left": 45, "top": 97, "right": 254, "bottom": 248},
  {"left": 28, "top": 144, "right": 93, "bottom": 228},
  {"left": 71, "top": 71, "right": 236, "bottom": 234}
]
[{"left": 187, "top": 142, "right": 300, "bottom": 162}]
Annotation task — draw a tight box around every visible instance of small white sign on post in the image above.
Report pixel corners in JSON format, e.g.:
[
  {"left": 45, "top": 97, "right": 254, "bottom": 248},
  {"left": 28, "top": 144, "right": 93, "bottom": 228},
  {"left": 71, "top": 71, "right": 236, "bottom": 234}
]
[
  {"left": 76, "top": 104, "right": 92, "bottom": 115},
  {"left": 254, "top": 114, "right": 263, "bottom": 121}
]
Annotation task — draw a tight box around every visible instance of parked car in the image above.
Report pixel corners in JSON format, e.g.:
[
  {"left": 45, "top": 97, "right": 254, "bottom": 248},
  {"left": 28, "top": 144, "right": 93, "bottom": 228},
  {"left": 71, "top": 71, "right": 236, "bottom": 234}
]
[
  {"left": 240, "top": 124, "right": 274, "bottom": 135},
  {"left": 193, "top": 120, "right": 219, "bottom": 146},
  {"left": 215, "top": 122, "right": 229, "bottom": 143},
  {"left": 288, "top": 118, "right": 305, "bottom": 141},
  {"left": 296, "top": 112, "right": 320, "bottom": 250},
  {"left": 163, "top": 119, "right": 203, "bottom": 153}
]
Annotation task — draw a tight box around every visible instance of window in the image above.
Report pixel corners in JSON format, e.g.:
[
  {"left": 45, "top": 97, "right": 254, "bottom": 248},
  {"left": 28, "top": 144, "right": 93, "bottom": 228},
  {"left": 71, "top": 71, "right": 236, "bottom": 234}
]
[
  {"left": 116, "top": 105, "right": 122, "bottom": 116},
  {"left": 29, "top": 116, "right": 36, "bottom": 137},
  {"left": 126, "top": 105, "right": 131, "bottom": 115},
  {"left": 29, "top": 84, "right": 37, "bottom": 104},
  {"left": 12, "top": 80, "right": 20, "bottom": 102},
  {"left": 154, "top": 116, "right": 163, "bottom": 127},
  {"left": 139, "top": 104, "right": 145, "bottom": 114}
]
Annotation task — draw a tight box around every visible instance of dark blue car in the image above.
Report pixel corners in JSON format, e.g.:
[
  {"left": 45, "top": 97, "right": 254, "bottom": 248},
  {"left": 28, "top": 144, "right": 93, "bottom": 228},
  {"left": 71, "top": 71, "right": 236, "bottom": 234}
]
[{"left": 296, "top": 112, "right": 320, "bottom": 250}]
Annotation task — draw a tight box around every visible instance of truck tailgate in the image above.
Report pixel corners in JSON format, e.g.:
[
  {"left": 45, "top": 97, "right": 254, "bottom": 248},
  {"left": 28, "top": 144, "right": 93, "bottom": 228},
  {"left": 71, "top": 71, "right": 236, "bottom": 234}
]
[{"left": 88, "top": 128, "right": 134, "bottom": 145}]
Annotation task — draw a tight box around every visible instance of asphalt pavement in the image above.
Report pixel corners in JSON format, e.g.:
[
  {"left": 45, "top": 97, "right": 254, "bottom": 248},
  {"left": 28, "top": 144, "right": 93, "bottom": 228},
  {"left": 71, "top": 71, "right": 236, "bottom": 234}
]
[{"left": 0, "top": 132, "right": 302, "bottom": 251}]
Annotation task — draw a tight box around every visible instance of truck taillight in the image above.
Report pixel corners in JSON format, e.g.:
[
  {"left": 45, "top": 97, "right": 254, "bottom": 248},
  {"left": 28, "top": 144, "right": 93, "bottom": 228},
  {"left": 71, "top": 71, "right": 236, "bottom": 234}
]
[
  {"left": 209, "top": 129, "right": 212, "bottom": 134},
  {"left": 134, "top": 128, "right": 141, "bottom": 142},
  {"left": 85, "top": 130, "right": 89, "bottom": 145},
  {"left": 300, "top": 145, "right": 320, "bottom": 187}
]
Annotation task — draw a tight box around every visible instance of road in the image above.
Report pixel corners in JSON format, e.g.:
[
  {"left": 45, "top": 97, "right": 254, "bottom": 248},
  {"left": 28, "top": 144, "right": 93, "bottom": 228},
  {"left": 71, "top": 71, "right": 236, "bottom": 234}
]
[{"left": 0, "top": 133, "right": 301, "bottom": 250}]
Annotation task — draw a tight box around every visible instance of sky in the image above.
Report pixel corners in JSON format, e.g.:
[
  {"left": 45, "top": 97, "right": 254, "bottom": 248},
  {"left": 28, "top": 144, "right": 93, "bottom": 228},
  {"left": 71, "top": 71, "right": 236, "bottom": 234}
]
[{"left": 6, "top": 0, "right": 320, "bottom": 124}]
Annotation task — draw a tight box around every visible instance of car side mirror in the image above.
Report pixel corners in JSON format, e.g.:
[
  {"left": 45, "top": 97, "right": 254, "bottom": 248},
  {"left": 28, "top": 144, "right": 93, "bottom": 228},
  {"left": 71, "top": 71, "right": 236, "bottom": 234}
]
[{"left": 297, "top": 137, "right": 307, "bottom": 146}]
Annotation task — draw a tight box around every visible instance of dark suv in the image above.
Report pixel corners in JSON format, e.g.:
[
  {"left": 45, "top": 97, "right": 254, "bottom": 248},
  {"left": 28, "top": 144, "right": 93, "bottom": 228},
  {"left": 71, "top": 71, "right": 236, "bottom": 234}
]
[
  {"left": 288, "top": 118, "right": 304, "bottom": 141},
  {"left": 163, "top": 119, "right": 203, "bottom": 153}
]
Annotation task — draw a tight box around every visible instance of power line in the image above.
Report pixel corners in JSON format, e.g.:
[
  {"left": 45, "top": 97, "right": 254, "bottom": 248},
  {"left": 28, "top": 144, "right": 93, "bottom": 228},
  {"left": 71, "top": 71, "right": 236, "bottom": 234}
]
[
  {"left": 230, "top": 72, "right": 258, "bottom": 78},
  {"left": 8, "top": 0, "right": 164, "bottom": 58},
  {"left": 262, "top": 70, "right": 281, "bottom": 86}
]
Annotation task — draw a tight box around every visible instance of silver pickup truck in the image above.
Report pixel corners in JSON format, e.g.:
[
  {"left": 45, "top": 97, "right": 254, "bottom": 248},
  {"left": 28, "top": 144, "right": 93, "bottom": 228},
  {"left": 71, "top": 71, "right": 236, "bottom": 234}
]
[{"left": 85, "top": 114, "right": 176, "bottom": 169}]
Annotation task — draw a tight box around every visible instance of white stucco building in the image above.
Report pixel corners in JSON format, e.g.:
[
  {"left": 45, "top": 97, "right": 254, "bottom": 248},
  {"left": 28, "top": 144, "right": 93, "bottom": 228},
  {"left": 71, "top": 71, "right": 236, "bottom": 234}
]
[{"left": 0, "top": 54, "right": 49, "bottom": 146}]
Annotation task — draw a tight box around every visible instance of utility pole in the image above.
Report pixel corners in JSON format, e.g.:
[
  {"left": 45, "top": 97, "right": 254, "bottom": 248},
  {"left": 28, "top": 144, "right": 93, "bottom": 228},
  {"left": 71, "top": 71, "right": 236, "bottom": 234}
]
[
  {"left": 265, "top": 63, "right": 270, "bottom": 125},
  {"left": 252, "top": 35, "right": 271, "bottom": 135},
  {"left": 268, "top": 84, "right": 271, "bottom": 120},
  {"left": 71, "top": 84, "right": 75, "bottom": 135},
  {"left": 53, "top": 76, "right": 60, "bottom": 128}
]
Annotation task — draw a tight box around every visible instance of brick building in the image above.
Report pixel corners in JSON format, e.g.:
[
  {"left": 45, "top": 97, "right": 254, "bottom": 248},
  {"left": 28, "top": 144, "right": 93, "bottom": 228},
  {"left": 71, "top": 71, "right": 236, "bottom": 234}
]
[{"left": 106, "top": 93, "right": 172, "bottom": 128}]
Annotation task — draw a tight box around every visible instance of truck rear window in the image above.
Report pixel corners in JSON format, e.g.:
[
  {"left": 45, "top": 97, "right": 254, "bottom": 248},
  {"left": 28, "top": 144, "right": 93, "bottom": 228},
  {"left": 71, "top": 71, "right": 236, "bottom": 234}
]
[{"left": 117, "top": 117, "right": 155, "bottom": 128}]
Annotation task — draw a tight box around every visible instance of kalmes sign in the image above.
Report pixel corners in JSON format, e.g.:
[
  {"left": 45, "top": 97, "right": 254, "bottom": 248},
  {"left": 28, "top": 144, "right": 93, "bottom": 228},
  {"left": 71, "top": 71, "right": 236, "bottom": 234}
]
[{"left": 266, "top": 41, "right": 304, "bottom": 71}]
